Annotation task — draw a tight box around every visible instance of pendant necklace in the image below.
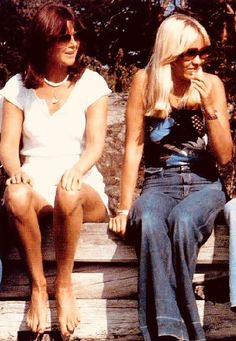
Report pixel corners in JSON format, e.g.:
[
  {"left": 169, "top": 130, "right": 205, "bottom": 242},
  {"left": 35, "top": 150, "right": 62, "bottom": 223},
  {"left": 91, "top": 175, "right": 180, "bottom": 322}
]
[
  {"left": 44, "top": 74, "right": 69, "bottom": 104},
  {"left": 51, "top": 94, "right": 59, "bottom": 105}
]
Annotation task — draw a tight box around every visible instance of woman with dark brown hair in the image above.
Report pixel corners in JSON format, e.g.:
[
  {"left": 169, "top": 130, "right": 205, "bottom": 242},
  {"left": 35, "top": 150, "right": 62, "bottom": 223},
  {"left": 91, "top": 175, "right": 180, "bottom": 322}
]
[{"left": 0, "top": 3, "right": 111, "bottom": 337}]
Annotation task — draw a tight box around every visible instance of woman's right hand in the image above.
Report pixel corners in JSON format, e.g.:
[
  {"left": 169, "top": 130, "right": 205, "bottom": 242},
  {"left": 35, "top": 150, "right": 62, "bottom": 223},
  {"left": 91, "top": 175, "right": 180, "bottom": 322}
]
[
  {"left": 6, "top": 170, "right": 34, "bottom": 186},
  {"left": 109, "top": 214, "right": 128, "bottom": 238}
]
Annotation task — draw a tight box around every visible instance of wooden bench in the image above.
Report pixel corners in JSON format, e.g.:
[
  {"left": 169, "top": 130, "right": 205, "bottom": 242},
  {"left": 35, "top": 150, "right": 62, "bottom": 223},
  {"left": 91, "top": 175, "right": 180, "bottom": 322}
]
[
  {"left": 0, "top": 219, "right": 236, "bottom": 340},
  {"left": 0, "top": 94, "right": 235, "bottom": 340}
]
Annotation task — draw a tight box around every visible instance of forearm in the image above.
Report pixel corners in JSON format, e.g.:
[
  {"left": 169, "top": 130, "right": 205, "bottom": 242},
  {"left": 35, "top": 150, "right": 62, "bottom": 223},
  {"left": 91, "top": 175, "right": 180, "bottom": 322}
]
[
  {"left": 0, "top": 147, "right": 21, "bottom": 176},
  {"left": 196, "top": 75, "right": 233, "bottom": 165},
  {"left": 206, "top": 118, "right": 233, "bottom": 166},
  {"left": 73, "top": 143, "right": 104, "bottom": 175},
  {"left": 119, "top": 149, "right": 143, "bottom": 210}
]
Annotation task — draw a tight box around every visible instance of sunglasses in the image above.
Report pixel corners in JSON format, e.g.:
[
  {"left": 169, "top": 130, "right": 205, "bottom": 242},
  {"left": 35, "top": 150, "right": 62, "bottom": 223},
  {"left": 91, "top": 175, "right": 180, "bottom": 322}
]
[
  {"left": 180, "top": 46, "right": 211, "bottom": 61},
  {"left": 56, "top": 31, "right": 81, "bottom": 44}
]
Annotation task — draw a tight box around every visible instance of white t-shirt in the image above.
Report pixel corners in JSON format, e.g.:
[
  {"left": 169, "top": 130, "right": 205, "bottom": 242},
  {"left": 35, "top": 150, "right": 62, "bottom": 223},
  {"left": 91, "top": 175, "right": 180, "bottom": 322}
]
[{"left": 1, "top": 69, "right": 111, "bottom": 206}]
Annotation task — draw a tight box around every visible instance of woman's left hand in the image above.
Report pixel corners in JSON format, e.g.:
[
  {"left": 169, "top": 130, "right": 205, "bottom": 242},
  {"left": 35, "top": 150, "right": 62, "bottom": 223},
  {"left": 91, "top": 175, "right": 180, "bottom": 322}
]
[
  {"left": 191, "top": 72, "right": 214, "bottom": 113},
  {"left": 60, "top": 167, "right": 83, "bottom": 191},
  {"left": 109, "top": 214, "right": 128, "bottom": 238}
]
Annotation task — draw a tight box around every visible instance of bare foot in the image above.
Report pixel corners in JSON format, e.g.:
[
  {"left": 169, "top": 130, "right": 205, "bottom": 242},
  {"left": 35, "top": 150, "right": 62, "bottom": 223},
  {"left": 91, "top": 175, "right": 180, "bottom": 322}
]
[
  {"left": 56, "top": 284, "right": 80, "bottom": 337},
  {"left": 26, "top": 285, "right": 48, "bottom": 334}
]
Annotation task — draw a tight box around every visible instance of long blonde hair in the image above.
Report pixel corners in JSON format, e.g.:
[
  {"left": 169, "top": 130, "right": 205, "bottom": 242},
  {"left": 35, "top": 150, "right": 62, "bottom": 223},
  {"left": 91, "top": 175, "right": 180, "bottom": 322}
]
[{"left": 145, "top": 13, "right": 211, "bottom": 118}]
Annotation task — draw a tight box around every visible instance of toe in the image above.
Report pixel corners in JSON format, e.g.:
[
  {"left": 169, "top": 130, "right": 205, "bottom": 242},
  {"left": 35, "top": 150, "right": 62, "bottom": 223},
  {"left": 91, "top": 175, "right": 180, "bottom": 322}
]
[
  {"left": 67, "top": 319, "right": 75, "bottom": 334},
  {"left": 59, "top": 320, "right": 71, "bottom": 338}
]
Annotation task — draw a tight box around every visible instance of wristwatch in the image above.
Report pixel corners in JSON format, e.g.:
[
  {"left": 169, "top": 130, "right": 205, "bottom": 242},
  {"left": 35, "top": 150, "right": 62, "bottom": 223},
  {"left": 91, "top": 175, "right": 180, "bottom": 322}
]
[{"left": 205, "top": 110, "right": 218, "bottom": 120}]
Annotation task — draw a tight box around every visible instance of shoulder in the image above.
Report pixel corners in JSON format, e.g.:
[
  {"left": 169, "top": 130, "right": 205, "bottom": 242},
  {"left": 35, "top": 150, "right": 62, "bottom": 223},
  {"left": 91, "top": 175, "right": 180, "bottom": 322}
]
[
  {"left": 129, "top": 69, "right": 147, "bottom": 96},
  {"left": 5, "top": 73, "right": 23, "bottom": 86},
  {"left": 126, "top": 69, "right": 147, "bottom": 115},
  {"left": 128, "top": 69, "right": 147, "bottom": 103},
  {"left": 1, "top": 73, "right": 27, "bottom": 110},
  {"left": 78, "top": 69, "right": 111, "bottom": 108},
  {"left": 79, "top": 68, "right": 108, "bottom": 84},
  {"left": 2, "top": 73, "right": 25, "bottom": 95},
  {"left": 131, "top": 68, "right": 147, "bottom": 88},
  {"left": 203, "top": 72, "right": 225, "bottom": 90}
]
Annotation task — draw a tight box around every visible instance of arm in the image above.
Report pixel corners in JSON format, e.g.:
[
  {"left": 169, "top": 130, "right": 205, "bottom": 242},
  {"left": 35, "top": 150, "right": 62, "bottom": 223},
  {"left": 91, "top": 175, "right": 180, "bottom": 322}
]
[
  {"left": 109, "top": 69, "right": 146, "bottom": 237},
  {"left": 0, "top": 99, "right": 32, "bottom": 185},
  {"left": 61, "top": 95, "right": 109, "bottom": 190},
  {"left": 191, "top": 73, "right": 233, "bottom": 166}
]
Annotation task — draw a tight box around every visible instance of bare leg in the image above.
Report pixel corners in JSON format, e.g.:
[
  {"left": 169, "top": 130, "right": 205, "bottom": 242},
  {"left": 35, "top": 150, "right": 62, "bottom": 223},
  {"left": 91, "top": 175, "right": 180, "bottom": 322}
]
[
  {"left": 4, "top": 184, "right": 52, "bottom": 334},
  {"left": 53, "top": 184, "right": 108, "bottom": 337}
]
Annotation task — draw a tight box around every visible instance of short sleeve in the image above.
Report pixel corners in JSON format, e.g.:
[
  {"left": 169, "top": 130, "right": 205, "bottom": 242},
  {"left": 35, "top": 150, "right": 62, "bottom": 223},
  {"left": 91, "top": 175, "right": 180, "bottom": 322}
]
[
  {"left": 1, "top": 74, "right": 26, "bottom": 111},
  {"left": 84, "top": 70, "right": 111, "bottom": 108}
]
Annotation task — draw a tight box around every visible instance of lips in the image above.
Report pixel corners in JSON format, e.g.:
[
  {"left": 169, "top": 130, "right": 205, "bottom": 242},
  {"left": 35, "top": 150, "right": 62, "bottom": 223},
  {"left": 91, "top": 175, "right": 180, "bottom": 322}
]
[
  {"left": 188, "top": 69, "right": 198, "bottom": 74},
  {"left": 65, "top": 52, "right": 76, "bottom": 56},
  {"left": 65, "top": 49, "right": 77, "bottom": 55}
]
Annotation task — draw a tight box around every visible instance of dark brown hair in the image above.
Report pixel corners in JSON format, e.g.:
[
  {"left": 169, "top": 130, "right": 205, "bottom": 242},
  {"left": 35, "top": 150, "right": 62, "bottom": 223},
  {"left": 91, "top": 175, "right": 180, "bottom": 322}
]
[{"left": 22, "top": 2, "right": 87, "bottom": 89}]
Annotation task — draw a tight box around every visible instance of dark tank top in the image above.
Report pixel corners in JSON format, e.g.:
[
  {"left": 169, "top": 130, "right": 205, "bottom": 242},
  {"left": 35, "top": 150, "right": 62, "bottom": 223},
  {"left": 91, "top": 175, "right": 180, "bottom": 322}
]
[{"left": 143, "top": 107, "right": 216, "bottom": 170}]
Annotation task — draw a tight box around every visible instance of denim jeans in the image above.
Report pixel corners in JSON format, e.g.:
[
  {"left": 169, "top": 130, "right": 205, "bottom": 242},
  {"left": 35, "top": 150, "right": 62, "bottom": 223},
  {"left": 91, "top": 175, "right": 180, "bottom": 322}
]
[
  {"left": 127, "top": 165, "right": 226, "bottom": 341},
  {"left": 224, "top": 198, "right": 236, "bottom": 308}
]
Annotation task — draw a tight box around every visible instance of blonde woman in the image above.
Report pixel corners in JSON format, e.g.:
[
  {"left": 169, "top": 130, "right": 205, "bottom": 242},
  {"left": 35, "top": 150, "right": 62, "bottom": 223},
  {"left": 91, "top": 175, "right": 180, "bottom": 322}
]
[
  {"left": 109, "top": 14, "right": 233, "bottom": 341},
  {"left": 0, "top": 3, "right": 111, "bottom": 337}
]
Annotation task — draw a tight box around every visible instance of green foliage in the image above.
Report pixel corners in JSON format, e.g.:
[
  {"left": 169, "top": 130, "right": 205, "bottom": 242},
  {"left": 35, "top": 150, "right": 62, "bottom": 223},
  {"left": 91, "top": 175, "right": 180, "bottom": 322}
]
[
  {"left": 185, "top": 0, "right": 236, "bottom": 196},
  {"left": 187, "top": 0, "right": 236, "bottom": 111},
  {"left": 0, "top": 0, "right": 235, "bottom": 194},
  {"left": 70, "top": 0, "right": 161, "bottom": 65},
  {"left": 1, "top": 0, "right": 235, "bottom": 127},
  {"left": 0, "top": 0, "right": 235, "bottom": 101},
  {"left": 0, "top": 0, "right": 167, "bottom": 88}
]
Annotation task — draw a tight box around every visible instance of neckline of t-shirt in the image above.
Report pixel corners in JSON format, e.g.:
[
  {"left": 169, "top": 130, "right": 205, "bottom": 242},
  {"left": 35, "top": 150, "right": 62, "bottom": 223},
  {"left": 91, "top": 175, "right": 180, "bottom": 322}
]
[
  {"left": 31, "top": 69, "right": 89, "bottom": 116},
  {"left": 32, "top": 83, "right": 77, "bottom": 116}
]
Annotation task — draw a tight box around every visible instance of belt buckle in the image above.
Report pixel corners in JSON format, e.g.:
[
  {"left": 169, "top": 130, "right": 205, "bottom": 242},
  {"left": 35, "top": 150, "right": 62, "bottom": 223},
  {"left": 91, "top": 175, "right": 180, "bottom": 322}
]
[{"left": 180, "top": 165, "right": 188, "bottom": 172}]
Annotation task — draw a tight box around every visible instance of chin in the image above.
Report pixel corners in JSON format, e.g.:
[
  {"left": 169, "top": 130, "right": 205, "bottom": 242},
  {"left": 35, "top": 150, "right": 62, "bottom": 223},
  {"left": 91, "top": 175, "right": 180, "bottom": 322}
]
[
  {"left": 63, "top": 59, "right": 76, "bottom": 66},
  {"left": 183, "top": 73, "right": 193, "bottom": 81}
]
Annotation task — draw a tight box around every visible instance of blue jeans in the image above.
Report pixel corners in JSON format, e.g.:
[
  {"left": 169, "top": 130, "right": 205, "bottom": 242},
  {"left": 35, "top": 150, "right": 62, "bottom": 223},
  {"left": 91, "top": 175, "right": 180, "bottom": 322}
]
[
  {"left": 127, "top": 165, "right": 226, "bottom": 341},
  {"left": 224, "top": 198, "right": 236, "bottom": 309}
]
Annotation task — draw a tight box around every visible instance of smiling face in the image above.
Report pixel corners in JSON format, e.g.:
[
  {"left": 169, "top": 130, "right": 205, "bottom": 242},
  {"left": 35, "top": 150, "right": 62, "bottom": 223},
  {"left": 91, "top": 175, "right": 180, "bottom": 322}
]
[
  {"left": 50, "top": 21, "right": 80, "bottom": 68},
  {"left": 171, "top": 35, "right": 209, "bottom": 81}
]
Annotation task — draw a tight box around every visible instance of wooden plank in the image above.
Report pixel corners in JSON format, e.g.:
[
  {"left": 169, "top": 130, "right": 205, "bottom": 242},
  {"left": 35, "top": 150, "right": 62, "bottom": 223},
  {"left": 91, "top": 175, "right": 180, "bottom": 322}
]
[
  {"left": 197, "top": 225, "right": 229, "bottom": 264},
  {"left": 199, "top": 301, "right": 236, "bottom": 339},
  {"left": 0, "top": 299, "right": 141, "bottom": 341},
  {"left": 0, "top": 299, "right": 236, "bottom": 340},
  {"left": 5, "top": 223, "right": 229, "bottom": 264},
  {"left": 7, "top": 223, "right": 137, "bottom": 263},
  {"left": 193, "top": 269, "right": 228, "bottom": 284},
  {"left": 0, "top": 264, "right": 138, "bottom": 299},
  {"left": 0, "top": 262, "right": 229, "bottom": 300}
]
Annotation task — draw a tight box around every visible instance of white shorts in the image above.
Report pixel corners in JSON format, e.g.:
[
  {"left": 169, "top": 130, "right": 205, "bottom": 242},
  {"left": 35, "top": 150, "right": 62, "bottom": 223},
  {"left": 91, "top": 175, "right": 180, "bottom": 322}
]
[{"left": 21, "top": 155, "right": 108, "bottom": 208}]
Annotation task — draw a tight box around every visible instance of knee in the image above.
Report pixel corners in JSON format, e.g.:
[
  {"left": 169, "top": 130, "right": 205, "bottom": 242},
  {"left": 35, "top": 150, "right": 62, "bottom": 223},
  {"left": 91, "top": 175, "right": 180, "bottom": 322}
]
[
  {"left": 141, "top": 212, "right": 157, "bottom": 235},
  {"left": 132, "top": 201, "right": 167, "bottom": 238},
  {"left": 55, "top": 185, "right": 82, "bottom": 215},
  {"left": 168, "top": 211, "right": 194, "bottom": 241},
  {"left": 4, "top": 184, "right": 32, "bottom": 216}
]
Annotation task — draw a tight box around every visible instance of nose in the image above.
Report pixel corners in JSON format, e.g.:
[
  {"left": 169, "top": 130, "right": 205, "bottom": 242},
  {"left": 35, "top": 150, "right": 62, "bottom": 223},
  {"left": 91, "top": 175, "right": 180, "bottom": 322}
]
[
  {"left": 70, "top": 35, "right": 78, "bottom": 47},
  {"left": 191, "top": 54, "right": 202, "bottom": 65}
]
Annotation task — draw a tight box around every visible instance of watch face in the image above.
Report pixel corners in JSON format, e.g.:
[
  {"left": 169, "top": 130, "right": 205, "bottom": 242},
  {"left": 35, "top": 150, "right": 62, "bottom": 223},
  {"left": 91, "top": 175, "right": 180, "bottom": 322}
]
[{"left": 206, "top": 111, "right": 218, "bottom": 120}]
